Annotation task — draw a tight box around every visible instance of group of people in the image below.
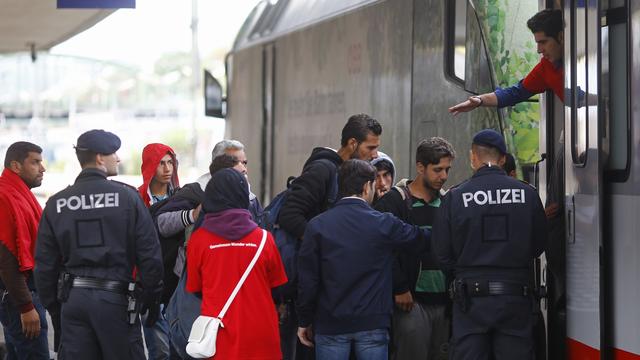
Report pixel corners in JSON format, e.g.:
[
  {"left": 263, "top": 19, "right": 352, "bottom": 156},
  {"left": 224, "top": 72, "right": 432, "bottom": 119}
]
[{"left": 0, "top": 7, "right": 565, "bottom": 360}]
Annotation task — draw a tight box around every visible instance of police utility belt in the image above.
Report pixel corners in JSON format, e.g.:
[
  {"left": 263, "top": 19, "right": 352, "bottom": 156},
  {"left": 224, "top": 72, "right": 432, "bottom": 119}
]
[
  {"left": 58, "top": 273, "right": 139, "bottom": 325},
  {"left": 449, "top": 278, "right": 529, "bottom": 313}
]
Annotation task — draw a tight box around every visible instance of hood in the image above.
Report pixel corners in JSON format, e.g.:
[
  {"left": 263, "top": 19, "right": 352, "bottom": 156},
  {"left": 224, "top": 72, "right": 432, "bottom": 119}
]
[
  {"left": 303, "top": 147, "right": 343, "bottom": 168},
  {"left": 197, "top": 172, "right": 257, "bottom": 201},
  {"left": 371, "top": 151, "right": 396, "bottom": 183},
  {"left": 202, "top": 168, "right": 249, "bottom": 213},
  {"left": 138, "top": 143, "right": 179, "bottom": 207}
]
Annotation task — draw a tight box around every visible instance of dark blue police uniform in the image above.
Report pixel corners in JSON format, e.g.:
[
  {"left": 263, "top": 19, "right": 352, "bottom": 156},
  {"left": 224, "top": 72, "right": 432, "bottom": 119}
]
[
  {"left": 432, "top": 130, "right": 547, "bottom": 360},
  {"left": 34, "top": 130, "right": 164, "bottom": 360}
]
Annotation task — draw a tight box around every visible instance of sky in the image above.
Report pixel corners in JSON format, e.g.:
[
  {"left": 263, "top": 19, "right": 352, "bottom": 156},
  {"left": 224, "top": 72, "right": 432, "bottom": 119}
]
[{"left": 51, "top": 0, "right": 260, "bottom": 70}]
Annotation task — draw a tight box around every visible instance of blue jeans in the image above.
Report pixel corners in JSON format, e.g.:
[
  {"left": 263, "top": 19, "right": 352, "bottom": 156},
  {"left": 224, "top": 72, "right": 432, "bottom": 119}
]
[
  {"left": 315, "top": 328, "right": 389, "bottom": 360},
  {"left": 0, "top": 290, "right": 49, "bottom": 360}
]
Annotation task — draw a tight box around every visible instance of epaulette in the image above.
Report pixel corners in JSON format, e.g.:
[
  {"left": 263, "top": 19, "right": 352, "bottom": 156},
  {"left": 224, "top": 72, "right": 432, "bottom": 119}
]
[{"left": 519, "top": 179, "right": 537, "bottom": 191}]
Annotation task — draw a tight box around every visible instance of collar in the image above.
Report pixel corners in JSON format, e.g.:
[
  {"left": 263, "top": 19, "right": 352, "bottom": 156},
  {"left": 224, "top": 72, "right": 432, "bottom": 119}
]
[
  {"left": 75, "top": 168, "right": 108, "bottom": 182},
  {"left": 472, "top": 165, "right": 507, "bottom": 178}
]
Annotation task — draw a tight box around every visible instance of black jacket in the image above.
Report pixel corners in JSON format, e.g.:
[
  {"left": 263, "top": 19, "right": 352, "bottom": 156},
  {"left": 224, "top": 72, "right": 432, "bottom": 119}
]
[
  {"left": 433, "top": 166, "right": 547, "bottom": 282},
  {"left": 151, "top": 182, "right": 202, "bottom": 303},
  {"left": 35, "top": 168, "right": 164, "bottom": 310},
  {"left": 297, "top": 198, "right": 429, "bottom": 335},
  {"left": 279, "top": 147, "right": 343, "bottom": 239}
]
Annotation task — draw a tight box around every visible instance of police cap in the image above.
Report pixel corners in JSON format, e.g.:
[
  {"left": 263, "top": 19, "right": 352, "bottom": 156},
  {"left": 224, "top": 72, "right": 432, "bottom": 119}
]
[
  {"left": 472, "top": 129, "right": 507, "bottom": 154},
  {"left": 75, "top": 129, "right": 121, "bottom": 154}
]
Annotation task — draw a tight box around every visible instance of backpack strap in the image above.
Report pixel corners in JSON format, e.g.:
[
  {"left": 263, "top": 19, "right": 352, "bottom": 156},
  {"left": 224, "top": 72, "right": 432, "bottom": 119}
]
[
  {"left": 311, "top": 158, "right": 339, "bottom": 207},
  {"left": 393, "top": 184, "right": 413, "bottom": 214}
]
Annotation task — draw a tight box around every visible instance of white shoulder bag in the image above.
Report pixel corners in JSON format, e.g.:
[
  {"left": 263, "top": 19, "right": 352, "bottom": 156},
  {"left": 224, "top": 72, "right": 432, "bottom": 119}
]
[{"left": 186, "top": 229, "right": 267, "bottom": 358}]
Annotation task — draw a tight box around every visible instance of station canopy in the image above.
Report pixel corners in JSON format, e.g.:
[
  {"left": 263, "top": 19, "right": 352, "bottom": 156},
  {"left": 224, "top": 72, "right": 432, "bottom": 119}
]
[{"left": 0, "top": 0, "right": 114, "bottom": 54}]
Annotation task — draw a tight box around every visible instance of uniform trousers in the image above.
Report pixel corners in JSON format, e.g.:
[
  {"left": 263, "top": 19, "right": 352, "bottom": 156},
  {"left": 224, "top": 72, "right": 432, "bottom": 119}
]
[
  {"left": 450, "top": 295, "right": 534, "bottom": 360},
  {"left": 59, "top": 288, "right": 145, "bottom": 360}
]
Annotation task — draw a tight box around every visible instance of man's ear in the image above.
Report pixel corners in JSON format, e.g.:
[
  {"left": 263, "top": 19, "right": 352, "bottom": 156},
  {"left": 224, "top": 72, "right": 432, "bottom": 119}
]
[
  {"left": 348, "top": 138, "right": 358, "bottom": 151},
  {"left": 8, "top": 160, "right": 21, "bottom": 174},
  {"left": 416, "top": 162, "right": 425, "bottom": 175},
  {"left": 557, "top": 31, "right": 564, "bottom": 45}
]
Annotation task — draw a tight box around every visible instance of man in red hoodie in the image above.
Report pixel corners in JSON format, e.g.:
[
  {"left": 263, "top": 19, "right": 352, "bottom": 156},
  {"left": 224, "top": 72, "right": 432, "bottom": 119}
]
[
  {"left": 138, "top": 143, "right": 180, "bottom": 208},
  {"left": 137, "top": 143, "right": 180, "bottom": 360},
  {"left": 0, "top": 141, "right": 48, "bottom": 359}
]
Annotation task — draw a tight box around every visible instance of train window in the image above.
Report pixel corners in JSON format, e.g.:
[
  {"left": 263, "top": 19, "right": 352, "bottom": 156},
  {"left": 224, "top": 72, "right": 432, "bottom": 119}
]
[
  {"left": 603, "top": 4, "right": 629, "bottom": 177},
  {"left": 445, "top": 0, "right": 467, "bottom": 84}
]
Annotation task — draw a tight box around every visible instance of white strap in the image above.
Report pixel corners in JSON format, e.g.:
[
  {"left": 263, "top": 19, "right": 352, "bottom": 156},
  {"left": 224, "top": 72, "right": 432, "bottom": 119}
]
[{"left": 217, "top": 229, "right": 267, "bottom": 319}]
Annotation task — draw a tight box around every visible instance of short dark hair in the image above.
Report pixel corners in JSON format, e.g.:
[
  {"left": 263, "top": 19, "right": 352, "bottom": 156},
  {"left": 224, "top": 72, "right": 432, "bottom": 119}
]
[
  {"left": 340, "top": 114, "right": 382, "bottom": 147},
  {"left": 504, "top": 153, "right": 516, "bottom": 174},
  {"left": 416, "top": 137, "right": 456, "bottom": 166},
  {"left": 527, "top": 9, "right": 563, "bottom": 41},
  {"left": 4, "top": 141, "right": 42, "bottom": 168},
  {"left": 373, "top": 159, "right": 394, "bottom": 178},
  {"left": 338, "top": 159, "right": 376, "bottom": 198},
  {"left": 209, "top": 153, "right": 239, "bottom": 175},
  {"left": 75, "top": 149, "right": 99, "bottom": 167},
  {"left": 472, "top": 144, "right": 503, "bottom": 162}
]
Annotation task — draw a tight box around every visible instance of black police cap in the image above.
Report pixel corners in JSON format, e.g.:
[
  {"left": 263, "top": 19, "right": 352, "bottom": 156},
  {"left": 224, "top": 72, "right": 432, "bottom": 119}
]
[
  {"left": 75, "top": 129, "right": 121, "bottom": 154},
  {"left": 472, "top": 129, "right": 507, "bottom": 154}
]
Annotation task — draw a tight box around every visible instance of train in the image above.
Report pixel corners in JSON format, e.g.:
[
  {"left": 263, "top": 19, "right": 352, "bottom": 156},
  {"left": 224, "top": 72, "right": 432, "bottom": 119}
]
[{"left": 204, "top": 0, "right": 640, "bottom": 358}]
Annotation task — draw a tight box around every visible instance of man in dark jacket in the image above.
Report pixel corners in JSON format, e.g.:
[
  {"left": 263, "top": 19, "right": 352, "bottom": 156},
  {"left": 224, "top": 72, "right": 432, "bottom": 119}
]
[
  {"left": 374, "top": 137, "right": 455, "bottom": 360},
  {"left": 278, "top": 113, "right": 382, "bottom": 359},
  {"left": 297, "top": 159, "right": 429, "bottom": 360}
]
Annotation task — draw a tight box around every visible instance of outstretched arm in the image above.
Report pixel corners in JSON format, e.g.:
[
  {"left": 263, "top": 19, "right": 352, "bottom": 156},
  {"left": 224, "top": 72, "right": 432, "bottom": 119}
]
[{"left": 448, "top": 93, "right": 498, "bottom": 116}]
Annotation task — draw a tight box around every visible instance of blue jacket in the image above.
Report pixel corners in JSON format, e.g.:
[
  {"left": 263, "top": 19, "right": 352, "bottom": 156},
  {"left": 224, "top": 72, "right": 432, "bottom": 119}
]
[{"left": 297, "top": 197, "right": 429, "bottom": 335}]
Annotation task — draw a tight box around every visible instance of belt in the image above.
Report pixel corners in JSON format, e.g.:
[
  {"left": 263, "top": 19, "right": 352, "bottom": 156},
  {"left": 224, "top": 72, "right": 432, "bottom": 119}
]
[
  {"left": 72, "top": 277, "right": 133, "bottom": 294},
  {"left": 465, "top": 280, "right": 529, "bottom": 297}
]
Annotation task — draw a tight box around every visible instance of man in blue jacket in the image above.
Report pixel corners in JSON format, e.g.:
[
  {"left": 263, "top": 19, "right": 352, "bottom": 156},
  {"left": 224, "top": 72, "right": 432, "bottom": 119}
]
[{"left": 296, "top": 159, "right": 429, "bottom": 360}]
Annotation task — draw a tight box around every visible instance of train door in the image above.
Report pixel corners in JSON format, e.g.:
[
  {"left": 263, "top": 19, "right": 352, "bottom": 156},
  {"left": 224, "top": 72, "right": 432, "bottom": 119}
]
[{"left": 563, "top": 0, "right": 604, "bottom": 357}]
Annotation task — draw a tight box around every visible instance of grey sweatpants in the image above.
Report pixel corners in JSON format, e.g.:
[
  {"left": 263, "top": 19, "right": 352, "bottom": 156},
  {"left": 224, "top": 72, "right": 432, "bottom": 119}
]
[{"left": 391, "top": 303, "right": 450, "bottom": 360}]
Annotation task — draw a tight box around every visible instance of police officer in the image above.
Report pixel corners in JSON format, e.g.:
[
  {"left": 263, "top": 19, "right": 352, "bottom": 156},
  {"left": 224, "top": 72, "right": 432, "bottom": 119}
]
[
  {"left": 34, "top": 129, "right": 164, "bottom": 359},
  {"left": 432, "top": 129, "right": 547, "bottom": 359}
]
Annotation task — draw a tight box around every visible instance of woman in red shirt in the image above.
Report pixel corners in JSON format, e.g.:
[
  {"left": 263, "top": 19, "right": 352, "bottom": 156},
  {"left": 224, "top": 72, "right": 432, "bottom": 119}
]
[{"left": 186, "top": 168, "right": 287, "bottom": 359}]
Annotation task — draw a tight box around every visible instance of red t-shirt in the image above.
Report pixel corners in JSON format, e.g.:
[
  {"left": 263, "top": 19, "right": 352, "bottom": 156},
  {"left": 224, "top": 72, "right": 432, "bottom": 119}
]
[
  {"left": 186, "top": 227, "right": 287, "bottom": 360},
  {"left": 522, "top": 57, "right": 564, "bottom": 101}
]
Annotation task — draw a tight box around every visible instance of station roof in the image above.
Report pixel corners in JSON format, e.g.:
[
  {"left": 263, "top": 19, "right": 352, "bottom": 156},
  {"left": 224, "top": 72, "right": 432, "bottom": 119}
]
[{"left": 0, "top": 0, "right": 114, "bottom": 54}]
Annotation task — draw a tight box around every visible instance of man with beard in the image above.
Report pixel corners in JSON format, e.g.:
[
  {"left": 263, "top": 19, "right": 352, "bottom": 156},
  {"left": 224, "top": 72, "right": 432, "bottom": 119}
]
[
  {"left": 371, "top": 152, "right": 395, "bottom": 204},
  {"left": 374, "top": 137, "right": 456, "bottom": 360},
  {"left": 0, "top": 141, "right": 48, "bottom": 359}
]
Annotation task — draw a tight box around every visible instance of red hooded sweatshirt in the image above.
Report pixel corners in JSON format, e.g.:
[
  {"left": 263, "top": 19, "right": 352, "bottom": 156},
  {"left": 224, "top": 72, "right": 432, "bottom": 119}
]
[{"left": 138, "top": 143, "right": 180, "bottom": 207}]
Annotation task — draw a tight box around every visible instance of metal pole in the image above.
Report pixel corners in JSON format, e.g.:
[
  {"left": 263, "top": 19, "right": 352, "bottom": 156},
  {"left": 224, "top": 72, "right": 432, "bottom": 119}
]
[{"left": 191, "top": 0, "right": 201, "bottom": 166}]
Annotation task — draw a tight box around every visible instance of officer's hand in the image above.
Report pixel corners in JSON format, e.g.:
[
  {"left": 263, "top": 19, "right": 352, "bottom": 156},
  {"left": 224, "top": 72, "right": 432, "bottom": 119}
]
[
  {"left": 142, "top": 300, "right": 161, "bottom": 327},
  {"left": 20, "top": 308, "right": 41, "bottom": 339},
  {"left": 297, "top": 326, "right": 314, "bottom": 348},
  {"left": 448, "top": 96, "right": 482, "bottom": 116},
  {"left": 395, "top": 291, "right": 414, "bottom": 312},
  {"left": 545, "top": 203, "right": 560, "bottom": 219}
]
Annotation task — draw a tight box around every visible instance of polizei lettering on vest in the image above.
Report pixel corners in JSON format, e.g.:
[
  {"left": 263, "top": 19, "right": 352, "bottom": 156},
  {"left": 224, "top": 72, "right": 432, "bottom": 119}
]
[
  {"left": 56, "top": 193, "right": 120, "bottom": 213},
  {"left": 462, "top": 189, "right": 525, "bottom": 208}
]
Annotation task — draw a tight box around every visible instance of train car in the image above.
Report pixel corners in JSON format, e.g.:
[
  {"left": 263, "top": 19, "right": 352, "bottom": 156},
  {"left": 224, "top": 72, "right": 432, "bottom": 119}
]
[{"left": 205, "top": 0, "right": 640, "bottom": 358}]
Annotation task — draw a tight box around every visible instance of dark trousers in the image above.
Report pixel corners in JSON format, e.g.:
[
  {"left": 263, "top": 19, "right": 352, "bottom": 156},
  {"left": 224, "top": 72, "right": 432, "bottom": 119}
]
[
  {"left": 450, "top": 296, "right": 534, "bottom": 360},
  {"left": 59, "top": 288, "right": 145, "bottom": 360},
  {"left": 0, "top": 290, "right": 49, "bottom": 360},
  {"left": 280, "top": 301, "right": 315, "bottom": 360}
]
